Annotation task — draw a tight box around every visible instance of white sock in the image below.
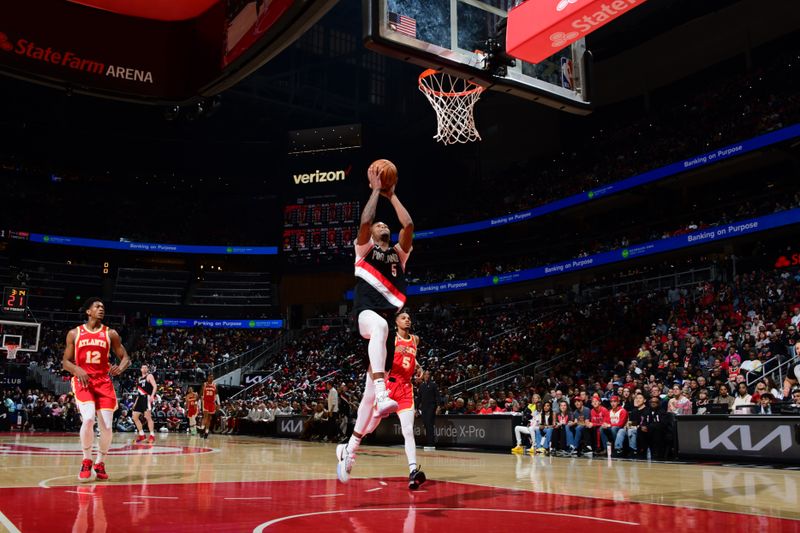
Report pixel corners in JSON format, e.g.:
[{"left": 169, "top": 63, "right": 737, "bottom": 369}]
[
  {"left": 96, "top": 451, "right": 107, "bottom": 464},
  {"left": 82, "top": 446, "right": 93, "bottom": 461},
  {"left": 409, "top": 463, "right": 417, "bottom": 473},
  {"left": 138, "top": 430, "right": 145, "bottom": 436},
  {"left": 374, "top": 378, "right": 386, "bottom": 397},
  {"left": 347, "top": 434, "right": 362, "bottom": 455},
  {"left": 149, "top": 431, "right": 155, "bottom": 436}
]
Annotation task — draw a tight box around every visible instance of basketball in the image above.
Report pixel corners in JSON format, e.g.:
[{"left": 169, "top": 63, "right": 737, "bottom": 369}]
[{"left": 370, "top": 159, "right": 398, "bottom": 190}]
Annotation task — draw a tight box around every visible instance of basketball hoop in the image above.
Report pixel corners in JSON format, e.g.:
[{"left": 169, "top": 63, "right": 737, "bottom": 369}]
[
  {"left": 3, "top": 345, "right": 19, "bottom": 361},
  {"left": 418, "top": 69, "right": 485, "bottom": 145}
]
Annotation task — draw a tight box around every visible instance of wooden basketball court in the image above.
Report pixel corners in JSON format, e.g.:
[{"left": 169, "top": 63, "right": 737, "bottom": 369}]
[{"left": 0, "top": 432, "right": 798, "bottom": 532}]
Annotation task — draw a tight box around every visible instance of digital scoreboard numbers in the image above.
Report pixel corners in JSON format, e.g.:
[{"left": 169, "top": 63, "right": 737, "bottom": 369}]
[
  {"left": 282, "top": 201, "right": 359, "bottom": 262},
  {"left": 2, "top": 287, "right": 27, "bottom": 313}
]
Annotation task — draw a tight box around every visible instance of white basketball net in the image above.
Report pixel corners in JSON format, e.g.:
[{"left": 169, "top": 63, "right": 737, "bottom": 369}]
[
  {"left": 418, "top": 69, "right": 485, "bottom": 145},
  {"left": 3, "top": 345, "right": 19, "bottom": 361}
]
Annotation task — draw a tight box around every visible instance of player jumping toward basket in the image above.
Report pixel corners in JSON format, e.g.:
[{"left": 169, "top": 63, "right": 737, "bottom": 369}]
[
  {"left": 62, "top": 297, "right": 131, "bottom": 482},
  {"left": 337, "top": 161, "right": 414, "bottom": 483}
]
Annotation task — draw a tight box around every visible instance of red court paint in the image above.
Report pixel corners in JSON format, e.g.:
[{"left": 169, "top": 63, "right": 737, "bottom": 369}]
[{"left": 0, "top": 478, "right": 796, "bottom": 532}]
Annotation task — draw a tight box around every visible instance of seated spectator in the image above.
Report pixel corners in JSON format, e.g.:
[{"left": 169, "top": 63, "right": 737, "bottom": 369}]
[
  {"left": 712, "top": 384, "right": 735, "bottom": 413},
  {"left": 568, "top": 397, "right": 590, "bottom": 456},
  {"left": 640, "top": 396, "right": 668, "bottom": 460},
  {"left": 693, "top": 389, "right": 711, "bottom": 414},
  {"left": 740, "top": 350, "right": 762, "bottom": 376},
  {"left": 533, "top": 401, "right": 555, "bottom": 455},
  {"left": 587, "top": 396, "right": 610, "bottom": 454},
  {"left": 116, "top": 410, "right": 135, "bottom": 432},
  {"left": 667, "top": 385, "right": 692, "bottom": 415},
  {"left": 781, "top": 389, "right": 800, "bottom": 414},
  {"left": 479, "top": 399, "right": 503, "bottom": 414},
  {"left": 732, "top": 382, "right": 753, "bottom": 413},
  {"left": 605, "top": 395, "right": 628, "bottom": 457},
  {"left": 301, "top": 403, "right": 330, "bottom": 441},
  {"left": 447, "top": 398, "right": 467, "bottom": 414},
  {"left": 751, "top": 381, "right": 770, "bottom": 403},
  {"left": 755, "top": 393, "right": 774, "bottom": 415},
  {"left": 551, "top": 400, "right": 572, "bottom": 455},
  {"left": 511, "top": 404, "right": 538, "bottom": 454},
  {"left": 619, "top": 392, "right": 647, "bottom": 457}
]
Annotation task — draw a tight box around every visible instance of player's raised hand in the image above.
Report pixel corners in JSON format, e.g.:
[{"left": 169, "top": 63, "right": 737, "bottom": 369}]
[
  {"left": 367, "top": 164, "right": 382, "bottom": 191},
  {"left": 380, "top": 184, "right": 395, "bottom": 199}
]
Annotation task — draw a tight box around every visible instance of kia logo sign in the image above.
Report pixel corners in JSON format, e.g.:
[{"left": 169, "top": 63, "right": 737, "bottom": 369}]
[
  {"left": 699, "top": 424, "right": 792, "bottom": 452},
  {"left": 244, "top": 374, "right": 270, "bottom": 385}
]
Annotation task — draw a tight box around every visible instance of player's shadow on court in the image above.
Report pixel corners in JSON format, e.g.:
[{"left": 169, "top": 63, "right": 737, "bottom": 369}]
[
  {"left": 357, "top": 481, "right": 512, "bottom": 512},
  {"left": 108, "top": 472, "right": 185, "bottom": 484}
]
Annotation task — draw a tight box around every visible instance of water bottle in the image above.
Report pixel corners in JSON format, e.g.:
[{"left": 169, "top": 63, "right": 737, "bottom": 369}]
[{"left": 606, "top": 443, "right": 612, "bottom": 458}]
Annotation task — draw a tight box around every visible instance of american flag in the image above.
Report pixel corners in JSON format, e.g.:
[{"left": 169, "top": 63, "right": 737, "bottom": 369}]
[{"left": 388, "top": 12, "right": 416, "bottom": 39}]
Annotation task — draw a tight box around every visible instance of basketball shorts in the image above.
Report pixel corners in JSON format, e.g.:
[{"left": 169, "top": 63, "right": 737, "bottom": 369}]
[
  {"left": 387, "top": 378, "right": 414, "bottom": 413},
  {"left": 187, "top": 406, "right": 198, "bottom": 418},
  {"left": 203, "top": 402, "right": 216, "bottom": 415},
  {"left": 132, "top": 394, "right": 151, "bottom": 413},
  {"left": 71, "top": 374, "right": 118, "bottom": 411}
]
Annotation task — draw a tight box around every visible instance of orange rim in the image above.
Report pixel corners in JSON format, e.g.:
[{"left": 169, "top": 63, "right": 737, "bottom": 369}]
[{"left": 418, "top": 69, "right": 485, "bottom": 97}]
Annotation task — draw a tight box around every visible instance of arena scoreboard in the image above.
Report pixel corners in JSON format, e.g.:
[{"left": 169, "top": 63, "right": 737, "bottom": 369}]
[
  {"left": 282, "top": 201, "right": 359, "bottom": 263},
  {"left": 2, "top": 287, "right": 27, "bottom": 313}
]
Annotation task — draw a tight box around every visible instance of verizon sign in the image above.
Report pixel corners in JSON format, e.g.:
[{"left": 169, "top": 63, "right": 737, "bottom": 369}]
[
  {"left": 678, "top": 417, "right": 800, "bottom": 463},
  {"left": 292, "top": 167, "right": 350, "bottom": 185},
  {"left": 506, "top": 0, "right": 649, "bottom": 64}
]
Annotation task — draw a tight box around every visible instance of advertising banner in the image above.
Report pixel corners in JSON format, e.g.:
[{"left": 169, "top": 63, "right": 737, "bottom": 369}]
[
  {"left": 347, "top": 207, "right": 800, "bottom": 299},
  {"left": 28, "top": 234, "right": 277, "bottom": 255},
  {"left": 370, "top": 414, "right": 516, "bottom": 449},
  {"left": 412, "top": 124, "right": 800, "bottom": 240},
  {"left": 242, "top": 372, "right": 273, "bottom": 387},
  {"left": 274, "top": 415, "right": 306, "bottom": 438},
  {"left": 507, "top": 0, "right": 649, "bottom": 64},
  {"left": 677, "top": 415, "right": 800, "bottom": 463},
  {"left": 149, "top": 318, "right": 283, "bottom": 329},
  {"left": 407, "top": 208, "right": 800, "bottom": 295}
]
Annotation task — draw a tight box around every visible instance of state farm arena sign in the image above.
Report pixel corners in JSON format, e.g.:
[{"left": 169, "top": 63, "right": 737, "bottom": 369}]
[
  {"left": 0, "top": 1, "right": 224, "bottom": 101},
  {"left": 0, "top": 32, "right": 154, "bottom": 84}
]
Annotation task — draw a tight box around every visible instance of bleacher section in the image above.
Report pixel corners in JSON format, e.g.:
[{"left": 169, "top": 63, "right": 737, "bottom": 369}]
[
  {"left": 0, "top": 256, "right": 11, "bottom": 288},
  {"left": 20, "top": 259, "right": 103, "bottom": 309},
  {"left": 190, "top": 271, "right": 273, "bottom": 307},
  {"left": 114, "top": 268, "right": 190, "bottom": 305}
]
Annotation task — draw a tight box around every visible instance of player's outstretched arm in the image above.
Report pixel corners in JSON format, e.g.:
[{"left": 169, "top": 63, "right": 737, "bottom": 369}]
[
  {"left": 388, "top": 193, "right": 413, "bottom": 253},
  {"left": 357, "top": 168, "right": 383, "bottom": 245},
  {"left": 108, "top": 329, "right": 131, "bottom": 376},
  {"left": 62, "top": 329, "right": 89, "bottom": 387}
]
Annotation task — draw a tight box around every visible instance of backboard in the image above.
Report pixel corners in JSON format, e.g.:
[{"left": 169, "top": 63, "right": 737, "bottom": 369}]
[
  {"left": 0, "top": 319, "right": 40, "bottom": 355},
  {"left": 364, "top": 0, "right": 592, "bottom": 114}
]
